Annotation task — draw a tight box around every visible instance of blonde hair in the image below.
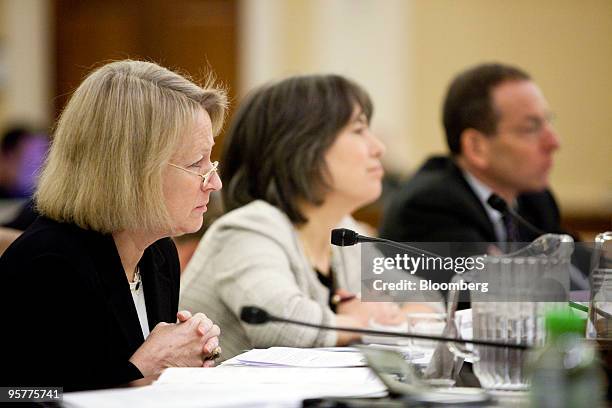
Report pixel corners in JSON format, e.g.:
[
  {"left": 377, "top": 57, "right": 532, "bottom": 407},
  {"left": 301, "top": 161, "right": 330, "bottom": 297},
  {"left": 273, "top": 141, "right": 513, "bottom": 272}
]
[{"left": 36, "top": 60, "right": 227, "bottom": 233}]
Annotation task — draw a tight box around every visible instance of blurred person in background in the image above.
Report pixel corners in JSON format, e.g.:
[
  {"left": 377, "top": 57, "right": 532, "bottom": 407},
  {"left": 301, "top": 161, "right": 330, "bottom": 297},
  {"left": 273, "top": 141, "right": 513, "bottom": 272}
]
[
  {"left": 381, "top": 63, "right": 561, "bottom": 244},
  {"left": 0, "top": 126, "right": 49, "bottom": 250},
  {"left": 380, "top": 62, "right": 589, "bottom": 289},
  {"left": 0, "top": 126, "right": 48, "bottom": 235},
  {"left": 180, "top": 74, "right": 441, "bottom": 361},
  {"left": 0, "top": 60, "right": 226, "bottom": 391},
  {"left": 0, "top": 126, "right": 48, "bottom": 199}
]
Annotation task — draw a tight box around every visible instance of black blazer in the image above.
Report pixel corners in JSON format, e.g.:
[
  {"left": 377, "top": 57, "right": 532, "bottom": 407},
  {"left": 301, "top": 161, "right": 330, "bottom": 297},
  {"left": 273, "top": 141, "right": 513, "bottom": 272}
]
[
  {"left": 380, "top": 156, "right": 563, "bottom": 244},
  {"left": 0, "top": 216, "right": 180, "bottom": 391}
]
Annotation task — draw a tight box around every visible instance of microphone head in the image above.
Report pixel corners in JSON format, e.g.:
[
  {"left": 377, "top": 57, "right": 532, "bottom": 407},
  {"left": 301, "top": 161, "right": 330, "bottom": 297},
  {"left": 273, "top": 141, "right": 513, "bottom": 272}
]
[
  {"left": 487, "top": 194, "right": 509, "bottom": 213},
  {"left": 240, "top": 306, "right": 270, "bottom": 324},
  {"left": 331, "top": 228, "right": 359, "bottom": 246}
]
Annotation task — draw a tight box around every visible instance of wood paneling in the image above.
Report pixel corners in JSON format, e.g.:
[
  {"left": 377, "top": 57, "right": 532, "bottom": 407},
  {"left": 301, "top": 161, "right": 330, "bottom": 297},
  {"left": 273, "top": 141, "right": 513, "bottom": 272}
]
[{"left": 53, "top": 0, "right": 237, "bottom": 158}]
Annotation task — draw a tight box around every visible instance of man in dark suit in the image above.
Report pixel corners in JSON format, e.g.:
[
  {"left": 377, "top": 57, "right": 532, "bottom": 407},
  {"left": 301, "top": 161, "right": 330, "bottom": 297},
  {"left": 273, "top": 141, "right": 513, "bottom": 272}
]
[{"left": 380, "top": 63, "right": 589, "bottom": 289}]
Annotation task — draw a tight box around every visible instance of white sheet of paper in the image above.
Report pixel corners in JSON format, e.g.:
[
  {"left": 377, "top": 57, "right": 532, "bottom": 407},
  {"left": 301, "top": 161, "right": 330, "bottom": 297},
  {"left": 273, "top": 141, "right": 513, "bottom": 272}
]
[
  {"left": 156, "top": 366, "right": 382, "bottom": 385},
  {"left": 232, "top": 347, "right": 367, "bottom": 367},
  {"left": 64, "top": 370, "right": 387, "bottom": 408},
  {"left": 314, "top": 345, "right": 425, "bottom": 360}
]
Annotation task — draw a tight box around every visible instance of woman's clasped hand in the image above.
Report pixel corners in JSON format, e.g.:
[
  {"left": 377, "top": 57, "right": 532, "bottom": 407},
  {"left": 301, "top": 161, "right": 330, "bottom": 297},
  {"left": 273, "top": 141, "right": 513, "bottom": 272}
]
[{"left": 130, "top": 311, "right": 221, "bottom": 376}]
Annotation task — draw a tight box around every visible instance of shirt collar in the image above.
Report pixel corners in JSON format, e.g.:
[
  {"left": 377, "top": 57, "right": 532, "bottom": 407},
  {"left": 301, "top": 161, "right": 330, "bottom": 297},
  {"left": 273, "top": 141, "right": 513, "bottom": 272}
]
[{"left": 462, "top": 170, "right": 504, "bottom": 223}]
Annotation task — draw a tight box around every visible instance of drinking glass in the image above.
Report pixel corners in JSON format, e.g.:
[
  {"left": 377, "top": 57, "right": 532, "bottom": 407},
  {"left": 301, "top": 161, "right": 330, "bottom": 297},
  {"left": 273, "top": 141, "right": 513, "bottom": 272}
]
[
  {"left": 447, "top": 234, "right": 573, "bottom": 390},
  {"left": 406, "top": 312, "right": 446, "bottom": 349},
  {"left": 586, "top": 231, "right": 612, "bottom": 340}
]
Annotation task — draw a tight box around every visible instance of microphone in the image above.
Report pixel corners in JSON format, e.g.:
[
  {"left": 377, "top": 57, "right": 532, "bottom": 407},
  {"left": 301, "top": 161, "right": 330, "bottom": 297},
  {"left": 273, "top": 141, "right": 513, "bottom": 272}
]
[
  {"left": 240, "top": 306, "right": 530, "bottom": 350},
  {"left": 331, "top": 228, "right": 377, "bottom": 246},
  {"left": 331, "top": 228, "right": 440, "bottom": 259},
  {"left": 486, "top": 194, "right": 545, "bottom": 237}
]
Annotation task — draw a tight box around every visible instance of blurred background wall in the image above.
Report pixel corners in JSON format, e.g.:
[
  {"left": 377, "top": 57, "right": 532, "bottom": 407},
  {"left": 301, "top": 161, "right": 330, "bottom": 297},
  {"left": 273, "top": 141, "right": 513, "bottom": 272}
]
[
  {"left": 0, "top": 0, "right": 610, "bottom": 236},
  {"left": 0, "top": 0, "right": 51, "bottom": 126}
]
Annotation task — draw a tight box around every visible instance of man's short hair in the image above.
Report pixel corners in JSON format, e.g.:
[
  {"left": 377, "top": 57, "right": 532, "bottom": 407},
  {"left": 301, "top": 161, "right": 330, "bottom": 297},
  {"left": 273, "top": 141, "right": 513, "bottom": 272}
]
[
  {"left": 221, "top": 74, "right": 373, "bottom": 224},
  {"left": 443, "top": 63, "right": 531, "bottom": 155},
  {"left": 36, "top": 60, "right": 227, "bottom": 233}
]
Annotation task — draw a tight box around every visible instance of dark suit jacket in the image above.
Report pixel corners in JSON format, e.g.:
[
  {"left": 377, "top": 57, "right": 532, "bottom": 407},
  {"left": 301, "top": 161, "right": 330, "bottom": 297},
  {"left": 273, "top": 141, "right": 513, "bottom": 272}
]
[
  {"left": 380, "top": 156, "right": 563, "bottom": 245},
  {"left": 0, "top": 216, "right": 180, "bottom": 391},
  {"left": 378, "top": 156, "right": 572, "bottom": 293}
]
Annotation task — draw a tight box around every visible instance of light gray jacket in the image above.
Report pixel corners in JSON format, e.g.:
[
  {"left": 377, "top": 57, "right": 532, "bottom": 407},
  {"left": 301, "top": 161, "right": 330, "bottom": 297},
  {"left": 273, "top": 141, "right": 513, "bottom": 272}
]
[
  {"left": 180, "top": 200, "right": 441, "bottom": 360},
  {"left": 180, "top": 200, "right": 370, "bottom": 360}
]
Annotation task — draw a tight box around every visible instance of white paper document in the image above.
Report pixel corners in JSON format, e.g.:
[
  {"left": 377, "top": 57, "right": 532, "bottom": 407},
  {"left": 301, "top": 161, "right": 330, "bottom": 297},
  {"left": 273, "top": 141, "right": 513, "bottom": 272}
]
[
  {"left": 314, "top": 345, "right": 425, "bottom": 360},
  {"left": 156, "top": 366, "right": 382, "bottom": 386},
  {"left": 231, "top": 347, "right": 367, "bottom": 367},
  {"left": 63, "top": 366, "right": 387, "bottom": 408},
  {"left": 64, "top": 381, "right": 386, "bottom": 408}
]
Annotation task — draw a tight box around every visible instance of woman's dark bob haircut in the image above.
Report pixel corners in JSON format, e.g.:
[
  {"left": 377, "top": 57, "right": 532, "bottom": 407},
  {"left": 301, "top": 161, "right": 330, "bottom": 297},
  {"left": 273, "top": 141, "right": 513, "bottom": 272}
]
[{"left": 221, "top": 74, "right": 373, "bottom": 224}]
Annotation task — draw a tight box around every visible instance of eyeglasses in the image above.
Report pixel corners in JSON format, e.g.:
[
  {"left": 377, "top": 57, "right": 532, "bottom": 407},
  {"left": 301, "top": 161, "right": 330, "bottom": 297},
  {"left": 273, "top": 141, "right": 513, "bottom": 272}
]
[
  {"left": 496, "top": 113, "right": 557, "bottom": 140},
  {"left": 168, "top": 161, "right": 219, "bottom": 187}
]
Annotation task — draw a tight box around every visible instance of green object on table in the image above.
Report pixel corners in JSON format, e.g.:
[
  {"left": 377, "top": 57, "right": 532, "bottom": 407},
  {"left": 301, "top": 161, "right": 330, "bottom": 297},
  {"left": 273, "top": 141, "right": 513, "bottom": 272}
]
[
  {"left": 546, "top": 309, "right": 586, "bottom": 340},
  {"left": 530, "top": 310, "right": 605, "bottom": 407},
  {"left": 570, "top": 300, "right": 612, "bottom": 319},
  {"left": 568, "top": 301, "right": 589, "bottom": 313}
]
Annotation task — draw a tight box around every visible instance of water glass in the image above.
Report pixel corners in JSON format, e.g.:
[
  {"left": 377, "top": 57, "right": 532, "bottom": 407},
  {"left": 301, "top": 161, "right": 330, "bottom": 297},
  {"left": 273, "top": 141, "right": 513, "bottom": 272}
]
[
  {"left": 406, "top": 312, "right": 446, "bottom": 349},
  {"left": 587, "top": 231, "right": 612, "bottom": 340},
  {"left": 447, "top": 234, "right": 573, "bottom": 390}
]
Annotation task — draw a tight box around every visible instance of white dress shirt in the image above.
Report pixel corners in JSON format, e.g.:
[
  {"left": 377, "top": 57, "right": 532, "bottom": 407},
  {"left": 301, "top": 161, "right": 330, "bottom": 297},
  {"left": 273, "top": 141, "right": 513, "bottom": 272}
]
[
  {"left": 462, "top": 170, "right": 507, "bottom": 242},
  {"left": 129, "top": 273, "right": 150, "bottom": 339}
]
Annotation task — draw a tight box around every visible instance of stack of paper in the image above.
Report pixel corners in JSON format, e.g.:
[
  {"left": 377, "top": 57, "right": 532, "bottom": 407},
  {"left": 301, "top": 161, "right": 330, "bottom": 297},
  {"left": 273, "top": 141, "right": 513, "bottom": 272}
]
[
  {"left": 64, "top": 364, "right": 388, "bottom": 408},
  {"left": 64, "top": 347, "right": 438, "bottom": 407},
  {"left": 226, "top": 347, "right": 367, "bottom": 367},
  {"left": 156, "top": 365, "right": 382, "bottom": 386},
  {"left": 64, "top": 380, "right": 386, "bottom": 408},
  {"left": 153, "top": 365, "right": 388, "bottom": 406},
  {"left": 222, "top": 346, "right": 426, "bottom": 367}
]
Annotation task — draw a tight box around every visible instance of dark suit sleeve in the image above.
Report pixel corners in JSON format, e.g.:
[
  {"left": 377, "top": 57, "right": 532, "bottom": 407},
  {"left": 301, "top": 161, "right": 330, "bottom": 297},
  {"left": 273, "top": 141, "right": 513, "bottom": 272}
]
[{"left": 1, "top": 254, "right": 142, "bottom": 391}]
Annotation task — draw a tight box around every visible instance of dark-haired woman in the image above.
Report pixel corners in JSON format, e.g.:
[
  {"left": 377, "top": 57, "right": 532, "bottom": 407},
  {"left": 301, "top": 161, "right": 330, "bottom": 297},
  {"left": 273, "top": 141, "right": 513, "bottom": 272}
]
[{"left": 180, "top": 74, "right": 439, "bottom": 360}]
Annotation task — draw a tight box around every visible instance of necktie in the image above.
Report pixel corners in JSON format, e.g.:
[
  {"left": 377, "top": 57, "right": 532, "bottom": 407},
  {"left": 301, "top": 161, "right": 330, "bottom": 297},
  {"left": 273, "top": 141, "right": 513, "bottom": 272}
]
[{"left": 502, "top": 212, "right": 521, "bottom": 242}]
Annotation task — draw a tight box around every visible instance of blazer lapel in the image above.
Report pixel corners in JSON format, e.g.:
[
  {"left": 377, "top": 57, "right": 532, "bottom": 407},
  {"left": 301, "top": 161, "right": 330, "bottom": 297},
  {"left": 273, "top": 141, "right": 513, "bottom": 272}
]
[
  {"left": 88, "top": 232, "right": 145, "bottom": 352},
  {"left": 140, "top": 242, "right": 173, "bottom": 328}
]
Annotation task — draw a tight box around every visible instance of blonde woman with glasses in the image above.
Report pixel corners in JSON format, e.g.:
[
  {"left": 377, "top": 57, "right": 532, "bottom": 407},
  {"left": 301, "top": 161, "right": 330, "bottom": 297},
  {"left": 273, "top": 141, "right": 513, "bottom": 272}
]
[{"left": 0, "top": 60, "right": 226, "bottom": 391}]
